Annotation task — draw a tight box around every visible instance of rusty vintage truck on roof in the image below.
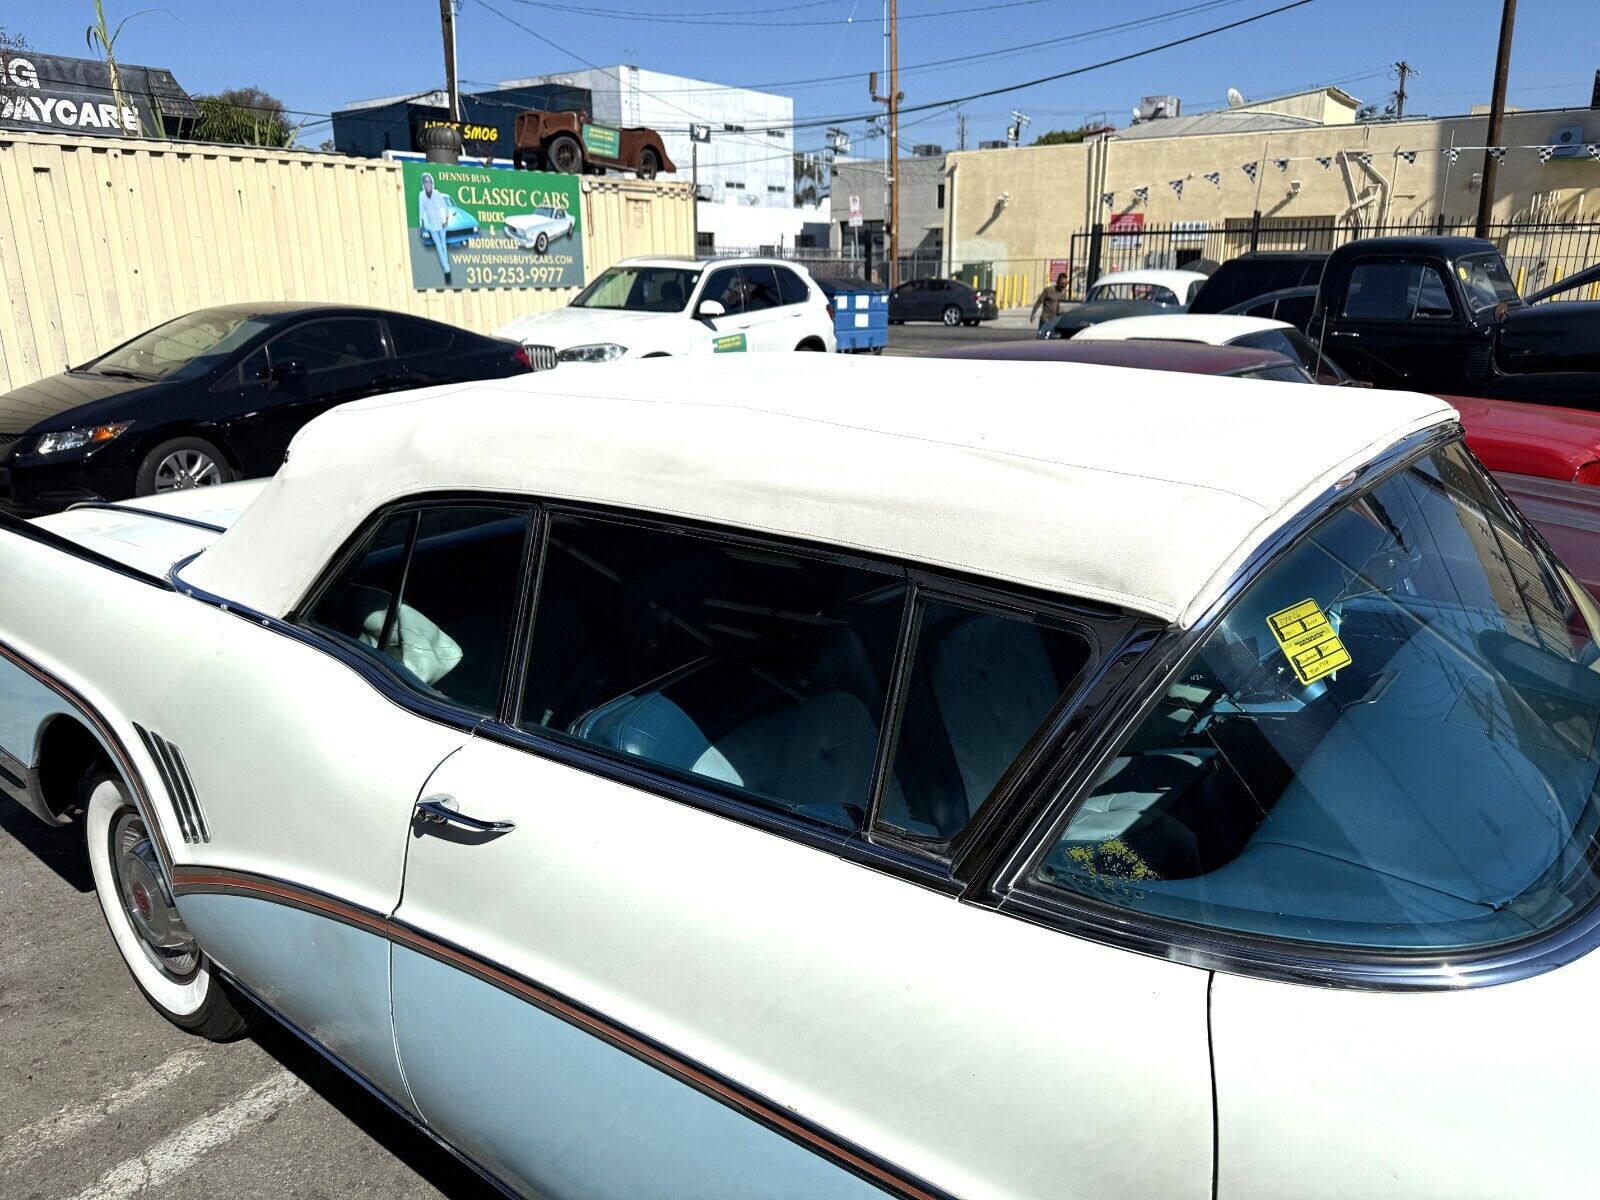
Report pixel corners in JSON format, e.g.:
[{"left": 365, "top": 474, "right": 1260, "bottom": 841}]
[{"left": 511, "top": 109, "right": 675, "bottom": 179}]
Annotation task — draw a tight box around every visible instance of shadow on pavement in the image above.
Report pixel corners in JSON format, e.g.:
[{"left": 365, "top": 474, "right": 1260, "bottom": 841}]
[
  {"left": 0, "top": 793, "right": 94, "bottom": 892},
  {"left": 250, "top": 1018, "right": 506, "bottom": 1199}
]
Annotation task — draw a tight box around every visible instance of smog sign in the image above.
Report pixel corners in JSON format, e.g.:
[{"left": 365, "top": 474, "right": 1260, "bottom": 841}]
[{"left": 403, "top": 161, "right": 584, "bottom": 291}]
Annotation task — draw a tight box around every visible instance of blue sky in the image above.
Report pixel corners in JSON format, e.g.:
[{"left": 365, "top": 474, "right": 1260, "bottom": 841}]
[{"left": 8, "top": 0, "right": 1594, "bottom": 156}]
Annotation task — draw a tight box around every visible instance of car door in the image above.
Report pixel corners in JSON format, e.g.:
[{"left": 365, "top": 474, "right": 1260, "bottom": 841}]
[
  {"left": 385, "top": 315, "right": 458, "bottom": 387},
  {"left": 688, "top": 265, "right": 754, "bottom": 354},
  {"left": 736, "top": 263, "right": 793, "bottom": 352},
  {"left": 889, "top": 279, "right": 924, "bottom": 321},
  {"left": 162, "top": 500, "right": 535, "bottom": 1110},
  {"left": 390, "top": 509, "right": 1214, "bottom": 1200},
  {"left": 222, "top": 317, "right": 402, "bottom": 474},
  {"left": 1325, "top": 258, "right": 1473, "bottom": 391}
]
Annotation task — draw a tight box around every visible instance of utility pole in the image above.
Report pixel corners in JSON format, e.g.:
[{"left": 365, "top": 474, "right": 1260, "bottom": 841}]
[
  {"left": 425, "top": 0, "right": 464, "bottom": 163},
  {"left": 870, "top": 1, "right": 902, "bottom": 286},
  {"left": 957, "top": 110, "right": 967, "bottom": 152},
  {"left": 1392, "top": 60, "right": 1411, "bottom": 119},
  {"left": 1476, "top": 0, "right": 1517, "bottom": 237}
]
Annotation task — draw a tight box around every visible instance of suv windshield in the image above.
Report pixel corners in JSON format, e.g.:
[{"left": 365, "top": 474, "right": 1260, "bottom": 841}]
[
  {"left": 84, "top": 310, "right": 274, "bottom": 382},
  {"left": 1032, "top": 441, "right": 1600, "bottom": 955},
  {"left": 1458, "top": 253, "right": 1522, "bottom": 313},
  {"left": 571, "top": 266, "right": 700, "bottom": 312}
]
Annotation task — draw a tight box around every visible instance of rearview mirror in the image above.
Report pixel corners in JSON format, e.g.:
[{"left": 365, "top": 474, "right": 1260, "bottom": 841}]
[
  {"left": 696, "top": 299, "right": 726, "bottom": 319},
  {"left": 270, "top": 360, "right": 306, "bottom": 382}
]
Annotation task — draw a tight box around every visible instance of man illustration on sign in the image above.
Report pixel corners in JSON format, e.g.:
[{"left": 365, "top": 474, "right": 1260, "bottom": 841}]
[{"left": 418, "top": 172, "right": 455, "bottom": 285}]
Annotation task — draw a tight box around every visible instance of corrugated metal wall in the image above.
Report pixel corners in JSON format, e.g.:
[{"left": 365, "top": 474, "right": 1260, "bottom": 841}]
[{"left": 0, "top": 131, "right": 694, "bottom": 393}]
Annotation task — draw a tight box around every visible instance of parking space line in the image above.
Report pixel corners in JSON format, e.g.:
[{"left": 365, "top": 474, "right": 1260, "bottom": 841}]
[
  {"left": 61, "top": 1068, "right": 309, "bottom": 1200},
  {"left": 0, "top": 1048, "right": 208, "bottom": 1171}
]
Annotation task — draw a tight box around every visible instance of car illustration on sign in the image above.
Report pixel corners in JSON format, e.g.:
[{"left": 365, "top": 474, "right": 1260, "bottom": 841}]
[
  {"left": 502, "top": 206, "right": 576, "bottom": 254},
  {"left": 417, "top": 195, "right": 480, "bottom": 246},
  {"left": 6, "top": 356, "right": 1600, "bottom": 1199}
]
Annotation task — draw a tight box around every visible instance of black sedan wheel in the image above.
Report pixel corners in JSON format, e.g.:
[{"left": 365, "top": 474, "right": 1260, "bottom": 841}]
[
  {"left": 941, "top": 305, "right": 962, "bottom": 327},
  {"left": 136, "top": 437, "right": 235, "bottom": 497}
]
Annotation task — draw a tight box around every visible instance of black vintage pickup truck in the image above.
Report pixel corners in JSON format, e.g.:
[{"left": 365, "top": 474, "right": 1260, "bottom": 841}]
[{"left": 1205, "top": 236, "right": 1600, "bottom": 404}]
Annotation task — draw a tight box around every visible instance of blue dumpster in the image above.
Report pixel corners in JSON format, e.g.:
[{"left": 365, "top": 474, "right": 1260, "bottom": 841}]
[{"left": 815, "top": 277, "right": 888, "bottom": 354}]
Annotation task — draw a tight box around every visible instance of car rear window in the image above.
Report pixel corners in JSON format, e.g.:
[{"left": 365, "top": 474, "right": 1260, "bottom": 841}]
[{"left": 1028, "top": 441, "right": 1600, "bottom": 954}]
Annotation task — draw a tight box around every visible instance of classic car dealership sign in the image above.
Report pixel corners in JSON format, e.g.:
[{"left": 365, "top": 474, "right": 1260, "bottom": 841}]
[
  {"left": 581, "top": 123, "right": 622, "bottom": 159},
  {"left": 402, "top": 161, "right": 584, "bottom": 291}
]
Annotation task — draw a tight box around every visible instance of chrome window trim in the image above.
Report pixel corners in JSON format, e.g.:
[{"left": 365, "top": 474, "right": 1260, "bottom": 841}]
[{"left": 987, "top": 422, "right": 1600, "bottom": 991}]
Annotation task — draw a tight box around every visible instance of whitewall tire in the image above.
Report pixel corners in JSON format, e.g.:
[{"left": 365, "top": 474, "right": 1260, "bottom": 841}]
[{"left": 85, "top": 775, "right": 250, "bottom": 1039}]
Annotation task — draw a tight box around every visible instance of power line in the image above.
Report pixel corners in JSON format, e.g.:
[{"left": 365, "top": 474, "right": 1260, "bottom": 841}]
[{"left": 500, "top": 0, "right": 1059, "bottom": 27}]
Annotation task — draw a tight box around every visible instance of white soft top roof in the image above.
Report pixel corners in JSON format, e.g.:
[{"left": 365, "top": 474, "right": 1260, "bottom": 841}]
[
  {"left": 1091, "top": 269, "right": 1210, "bottom": 291},
  {"left": 1072, "top": 314, "right": 1292, "bottom": 344},
  {"left": 182, "top": 356, "right": 1455, "bottom": 626}
]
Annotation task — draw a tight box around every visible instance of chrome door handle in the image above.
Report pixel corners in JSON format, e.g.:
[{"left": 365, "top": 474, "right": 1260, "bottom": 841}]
[
  {"left": 1331, "top": 330, "right": 1360, "bottom": 338},
  {"left": 415, "top": 795, "right": 515, "bottom": 835}
]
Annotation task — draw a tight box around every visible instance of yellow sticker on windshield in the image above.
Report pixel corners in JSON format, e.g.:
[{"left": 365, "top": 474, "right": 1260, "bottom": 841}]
[{"left": 1266, "top": 598, "right": 1352, "bottom": 686}]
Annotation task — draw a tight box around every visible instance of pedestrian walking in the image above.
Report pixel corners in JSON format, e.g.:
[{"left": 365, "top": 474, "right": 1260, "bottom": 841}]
[{"left": 1030, "top": 272, "right": 1070, "bottom": 337}]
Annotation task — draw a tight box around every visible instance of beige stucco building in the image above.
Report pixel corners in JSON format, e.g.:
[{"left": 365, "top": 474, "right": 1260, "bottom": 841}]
[{"left": 942, "top": 91, "right": 1600, "bottom": 298}]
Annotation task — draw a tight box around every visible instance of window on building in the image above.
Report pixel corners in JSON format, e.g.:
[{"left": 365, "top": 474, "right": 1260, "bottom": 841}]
[
  {"left": 723, "top": 123, "right": 745, "bottom": 132},
  {"left": 696, "top": 231, "right": 715, "bottom": 255},
  {"left": 725, "top": 181, "right": 745, "bottom": 190},
  {"left": 767, "top": 129, "right": 786, "bottom": 138},
  {"left": 936, "top": 184, "right": 945, "bottom": 209}
]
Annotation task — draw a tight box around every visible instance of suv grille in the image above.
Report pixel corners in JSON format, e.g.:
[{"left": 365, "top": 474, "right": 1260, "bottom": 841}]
[{"left": 523, "top": 344, "right": 558, "bottom": 372}]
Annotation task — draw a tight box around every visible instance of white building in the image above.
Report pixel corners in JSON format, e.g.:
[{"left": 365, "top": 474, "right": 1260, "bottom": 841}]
[{"left": 502, "top": 65, "right": 795, "bottom": 210}]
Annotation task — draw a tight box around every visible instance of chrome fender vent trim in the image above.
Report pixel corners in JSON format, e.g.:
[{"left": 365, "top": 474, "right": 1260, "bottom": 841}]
[{"left": 133, "top": 725, "right": 210, "bottom": 844}]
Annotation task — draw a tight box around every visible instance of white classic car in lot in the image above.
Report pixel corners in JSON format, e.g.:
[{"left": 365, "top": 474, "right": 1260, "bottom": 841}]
[
  {"left": 4, "top": 356, "right": 1600, "bottom": 1200},
  {"left": 503, "top": 205, "right": 576, "bottom": 254},
  {"left": 496, "top": 255, "right": 835, "bottom": 363}
]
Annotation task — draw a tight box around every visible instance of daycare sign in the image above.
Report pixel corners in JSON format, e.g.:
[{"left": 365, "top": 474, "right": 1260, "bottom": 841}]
[{"left": 403, "top": 161, "right": 583, "bottom": 291}]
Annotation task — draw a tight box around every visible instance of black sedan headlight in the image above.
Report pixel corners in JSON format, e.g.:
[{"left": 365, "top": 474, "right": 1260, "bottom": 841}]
[{"left": 28, "top": 422, "right": 132, "bottom": 457}]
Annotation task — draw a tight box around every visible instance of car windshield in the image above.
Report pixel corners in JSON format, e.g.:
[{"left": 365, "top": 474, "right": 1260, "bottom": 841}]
[
  {"left": 1033, "top": 441, "right": 1600, "bottom": 954},
  {"left": 571, "top": 266, "right": 700, "bottom": 312},
  {"left": 1087, "top": 283, "right": 1179, "bottom": 304},
  {"left": 82, "top": 310, "right": 274, "bottom": 382},
  {"left": 1458, "top": 253, "right": 1522, "bottom": 312}
]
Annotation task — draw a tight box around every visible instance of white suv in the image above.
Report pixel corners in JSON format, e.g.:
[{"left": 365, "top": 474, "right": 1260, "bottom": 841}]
[{"left": 497, "top": 256, "right": 836, "bottom": 363}]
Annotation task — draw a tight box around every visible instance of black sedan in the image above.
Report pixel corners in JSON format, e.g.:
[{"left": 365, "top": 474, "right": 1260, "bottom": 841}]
[
  {"left": 887, "top": 278, "right": 998, "bottom": 326},
  {"left": 0, "top": 304, "right": 534, "bottom": 513}
]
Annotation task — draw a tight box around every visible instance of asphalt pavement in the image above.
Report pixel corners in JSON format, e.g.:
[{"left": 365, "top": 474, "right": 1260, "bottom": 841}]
[{"left": 0, "top": 325, "right": 1035, "bottom": 1199}]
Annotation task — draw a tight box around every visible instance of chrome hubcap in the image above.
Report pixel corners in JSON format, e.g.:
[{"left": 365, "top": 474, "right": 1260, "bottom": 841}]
[
  {"left": 154, "top": 450, "right": 221, "bottom": 492},
  {"left": 112, "top": 812, "right": 199, "bottom": 979}
]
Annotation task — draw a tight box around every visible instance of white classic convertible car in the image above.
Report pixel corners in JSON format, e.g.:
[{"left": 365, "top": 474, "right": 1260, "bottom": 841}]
[
  {"left": 3, "top": 356, "right": 1600, "bottom": 1199},
  {"left": 503, "top": 205, "right": 576, "bottom": 254}
]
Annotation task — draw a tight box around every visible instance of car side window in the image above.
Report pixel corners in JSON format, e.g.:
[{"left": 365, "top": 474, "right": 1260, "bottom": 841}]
[
  {"left": 270, "top": 319, "right": 388, "bottom": 374},
  {"left": 309, "top": 505, "right": 532, "bottom": 715},
  {"left": 237, "top": 347, "right": 269, "bottom": 388},
  {"left": 519, "top": 514, "right": 907, "bottom": 831},
  {"left": 741, "top": 264, "right": 784, "bottom": 313},
  {"left": 388, "top": 317, "right": 454, "bottom": 356},
  {"left": 776, "top": 268, "right": 810, "bottom": 306},
  {"left": 700, "top": 267, "right": 745, "bottom": 315},
  {"left": 877, "top": 599, "right": 1091, "bottom": 843},
  {"left": 1342, "top": 261, "right": 1455, "bottom": 321}
]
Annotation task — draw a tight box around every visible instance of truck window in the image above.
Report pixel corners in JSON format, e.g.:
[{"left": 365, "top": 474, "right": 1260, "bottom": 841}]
[{"left": 1342, "top": 261, "right": 1455, "bottom": 321}]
